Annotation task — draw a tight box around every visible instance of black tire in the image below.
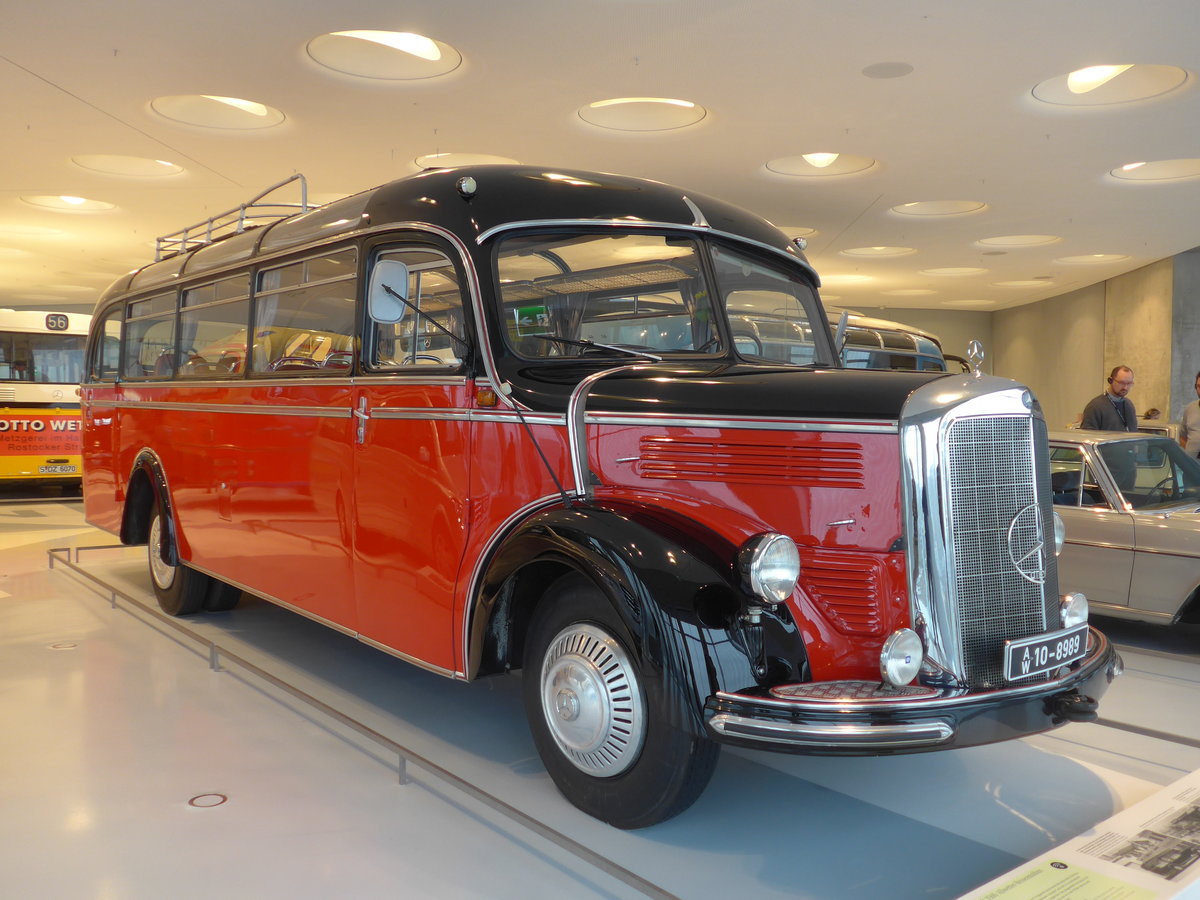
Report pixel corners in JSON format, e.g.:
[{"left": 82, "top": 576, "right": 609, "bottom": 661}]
[
  {"left": 522, "top": 571, "right": 720, "bottom": 828},
  {"left": 147, "top": 505, "right": 207, "bottom": 616},
  {"left": 203, "top": 580, "right": 243, "bottom": 613}
]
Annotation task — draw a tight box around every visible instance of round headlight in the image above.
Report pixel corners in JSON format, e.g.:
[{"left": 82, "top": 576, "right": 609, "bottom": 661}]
[
  {"left": 1052, "top": 511, "right": 1065, "bottom": 556},
  {"left": 738, "top": 533, "right": 800, "bottom": 605},
  {"left": 880, "top": 628, "right": 923, "bottom": 686},
  {"left": 1061, "top": 591, "right": 1089, "bottom": 627}
]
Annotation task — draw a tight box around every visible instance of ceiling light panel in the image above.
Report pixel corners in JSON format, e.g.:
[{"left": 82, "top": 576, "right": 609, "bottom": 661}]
[
  {"left": 20, "top": 195, "right": 115, "bottom": 212},
  {"left": 976, "top": 234, "right": 1062, "bottom": 248},
  {"left": 71, "top": 155, "right": 184, "bottom": 177},
  {"left": 891, "top": 200, "right": 987, "bottom": 217},
  {"left": 765, "top": 154, "right": 876, "bottom": 177},
  {"left": 307, "top": 30, "right": 462, "bottom": 79},
  {"left": 840, "top": 246, "right": 916, "bottom": 258},
  {"left": 413, "top": 153, "right": 519, "bottom": 169},
  {"left": 150, "top": 95, "right": 285, "bottom": 129},
  {"left": 578, "top": 98, "right": 706, "bottom": 132},
  {"left": 1032, "top": 64, "right": 1190, "bottom": 106},
  {"left": 1109, "top": 159, "right": 1200, "bottom": 182}
]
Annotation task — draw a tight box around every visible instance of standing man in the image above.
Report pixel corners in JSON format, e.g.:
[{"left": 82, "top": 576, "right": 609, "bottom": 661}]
[
  {"left": 1081, "top": 366, "right": 1137, "bottom": 431},
  {"left": 1179, "top": 370, "right": 1200, "bottom": 457}
]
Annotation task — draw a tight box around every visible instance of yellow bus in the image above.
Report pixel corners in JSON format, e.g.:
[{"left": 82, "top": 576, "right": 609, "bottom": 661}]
[{"left": 0, "top": 309, "right": 91, "bottom": 485}]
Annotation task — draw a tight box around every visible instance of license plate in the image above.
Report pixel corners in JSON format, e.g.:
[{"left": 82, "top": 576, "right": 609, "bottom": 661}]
[
  {"left": 38, "top": 464, "right": 77, "bottom": 474},
  {"left": 1004, "top": 623, "right": 1088, "bottom": 681}
]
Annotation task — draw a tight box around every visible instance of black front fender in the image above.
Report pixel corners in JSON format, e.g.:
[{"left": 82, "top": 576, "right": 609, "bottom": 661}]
[{"left": 470, "top": 503, "right": 809, "bottom": 733}]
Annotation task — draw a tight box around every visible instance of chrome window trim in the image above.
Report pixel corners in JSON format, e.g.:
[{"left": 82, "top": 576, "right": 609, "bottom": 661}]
[
  {"left": 372, "top": 408, "right": 472, "bottom": 422},
  {"left": 476, "top": 219, "right": 819, "bottom": 283},
  {"left": 107, "top": 400, "right": 351, "bottom": 418}
]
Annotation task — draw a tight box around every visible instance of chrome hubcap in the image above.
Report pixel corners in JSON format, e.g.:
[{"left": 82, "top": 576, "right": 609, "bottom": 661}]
[
  {"left": 539, "top": 623, "right": 645, "bottom": 777},
  {"left": 148, "top": 514, "right": 175, "bottom": 590}
]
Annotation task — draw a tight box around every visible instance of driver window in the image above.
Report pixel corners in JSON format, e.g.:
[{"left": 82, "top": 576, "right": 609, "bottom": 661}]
[{"left": 368, "top": 247, "right": 467, "bottom": 369}]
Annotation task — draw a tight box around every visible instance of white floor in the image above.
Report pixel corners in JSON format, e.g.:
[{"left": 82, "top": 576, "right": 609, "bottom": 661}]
[{"left": 3, "top": 496, "right": 1199, "bottom": 900}]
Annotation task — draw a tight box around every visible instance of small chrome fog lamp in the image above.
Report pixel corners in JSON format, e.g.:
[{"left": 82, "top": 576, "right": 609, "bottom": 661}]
[
  {"left": 1052, "top": 511, "right": 1066, "bottom": 556},
  {"left": 737, "top": 533, "right": 800, "bottom": 605},
  {"left": 1060, "top": 591, "right": 1089, "bottom": 628},
  {"left": 880, "top": 628, "right": 923, "bottom": 686}
]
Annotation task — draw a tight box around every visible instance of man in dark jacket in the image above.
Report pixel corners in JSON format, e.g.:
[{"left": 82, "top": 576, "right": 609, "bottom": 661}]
[{"left": 1081, "top": 366, "right": 1137, "bottom": 431}]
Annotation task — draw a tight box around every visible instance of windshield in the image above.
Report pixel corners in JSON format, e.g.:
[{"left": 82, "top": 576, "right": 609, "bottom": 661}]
[
  {"left": 0, "top": 331, "right": 86, "bottom": 383},
  {"left": 1097, "top": 438, "right": 1200, "bottom": 510},
  {"left": 494, "top": 232, "right": 829, "bottom": 364}
]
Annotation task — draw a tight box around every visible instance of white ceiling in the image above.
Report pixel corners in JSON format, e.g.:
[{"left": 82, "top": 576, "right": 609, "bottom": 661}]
[{"left": 3, "top": 0, "right": 1200, "bottom": 317}]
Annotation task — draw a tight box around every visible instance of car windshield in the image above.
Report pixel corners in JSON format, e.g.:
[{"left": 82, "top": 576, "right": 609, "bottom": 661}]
[
  {"left": 494, "top": 232, "right": 830, "bottom": 364},
  {"left": 1097, "top": 437, "right": 1200, "bottom": 510}
]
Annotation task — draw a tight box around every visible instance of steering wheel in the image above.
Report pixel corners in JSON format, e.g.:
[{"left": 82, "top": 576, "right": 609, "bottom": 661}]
[{"left": 1147, "top": 476, "right": 1177, "bottom": 502}]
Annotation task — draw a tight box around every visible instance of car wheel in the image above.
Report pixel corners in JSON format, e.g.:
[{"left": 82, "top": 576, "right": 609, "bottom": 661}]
[
  {"left": 147, "top": 505, "right": 207, "bottom": 616},
  {"left": 522, "top": 571, "right": 719, "bottom": 828}
]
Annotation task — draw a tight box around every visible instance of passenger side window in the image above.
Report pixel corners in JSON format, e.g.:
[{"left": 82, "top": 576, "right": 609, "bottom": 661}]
[
  {"left": 124, "top": 292, "right": 177, "bottom": 379},
  {"left": 367, "top": 247, "right": 467, "bottom": 369},
  {"left": 254, "top": 249, "right": 357, "bottom": 374},
  {"left": 1049, "top": 448, "right": 1107, "bottom": 508},
  {"left": 179, "top": 275, "right": 250, "bottom": 378}
]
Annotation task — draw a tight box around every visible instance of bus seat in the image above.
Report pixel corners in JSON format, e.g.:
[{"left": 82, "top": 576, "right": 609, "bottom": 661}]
[
  {"left": 154, "top": 350, "right": 178, "bottom": 377},
  {"left": 1050, "top": 469, "right": 1081, "bottom": 505},
  {"left": 268, "top": 356, "right": 322, "bottom": 371}
]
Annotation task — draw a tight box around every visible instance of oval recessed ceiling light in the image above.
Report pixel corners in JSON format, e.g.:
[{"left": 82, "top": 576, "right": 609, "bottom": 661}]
[
  {"left": 307, "top": 30, "right": 462, "bottom": 80},
  {"left": 71, "top": 155, "right": 184, "bottom": 177},
  {"left": 976, "top": 234, "right": 1062, "bottom": 248},
  {"left": 765, "top": 153, "right": 877, "bottom": 177},
  {"left": 840, "top": 246, "right": 916, "bottom": 258},
  {"left": 1109, "top": 158, "right": 1200, "bottom": 182},
  {"left": 995, "top": 279, "right": 1055, "bottom": 288},
  {"left": 1055, "top": 254, "right": 1130, "bottom": 264},
  {"left": 20, "top": 195, "right": 115, "bottom": 212},
  {"left": 578, "top": 97, "right": 706, "bottom": 132},
  {"left": 1032, "top": 64, "right": 1190, "bottom": 106},
  {"left": 919, "top": 267, "right": 987, "bottom": 277},
  {"left": 943, "top": 299, "right": 995, "bottom": 308},
  {"left": 150, "top": 95, "right": 285, "bottom": 129},
  {"left": 0, "top": 247, "right": 31, "bottom": 259},
  {"left": 882, "top": 288, "right": 936, "bottom": 296},
  {"left": 414, "top": 152, "right": 519, "bottom": 169},
  {"left": 820, "top": 274, "right": 874, "bottom": 286},
  {"left": 892, "top": 200, "right": 987, "bottom": 217}
]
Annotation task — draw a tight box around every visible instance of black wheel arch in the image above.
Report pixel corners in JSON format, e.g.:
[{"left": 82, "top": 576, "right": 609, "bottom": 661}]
[
  {"left": 470, "top": 502, "right": 810, "bottom": 730},
  {"left": 120, "top": 450, "right": 177, "bottom": 566}
]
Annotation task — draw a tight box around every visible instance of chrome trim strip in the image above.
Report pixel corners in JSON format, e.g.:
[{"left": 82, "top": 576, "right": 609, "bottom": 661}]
[
  {"left": 707, "top": 714, "right": 954, "bottom": 748},
  {"left": 357, "top": 634, "right": 461, "bottom": 680},
  {"left": 186, "top": 560, "right": 462, "bottom": 678},
  {"left": 354, "top": 376, "right": 469, "bottom": 387},
  {"left": 567, "top": 364, "right": 650, "bottom": 500},
  {"left": 475, "top": 219, "right": 819, "bottom": 282},
  {"left": 373, "top": 408, "right": 472, "bottom": 422},
  {"left": 587, "top": 412, "right": 898, "bottom": 434},
  {"left": 470, "top": 411, "right": 565, "bottom": 427},
  {"left": 108, "top": 401, "right": 351, "bottom": 418}
]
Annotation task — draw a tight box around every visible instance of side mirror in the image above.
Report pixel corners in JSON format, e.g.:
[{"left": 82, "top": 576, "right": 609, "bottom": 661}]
[{"left": 368, "top": 259, "right": 410, "bottom": 324}]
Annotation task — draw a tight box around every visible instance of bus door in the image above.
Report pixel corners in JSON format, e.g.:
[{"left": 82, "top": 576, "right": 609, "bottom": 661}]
[{"left": 353, "top": 244, "right": 473, "bottom": 672}]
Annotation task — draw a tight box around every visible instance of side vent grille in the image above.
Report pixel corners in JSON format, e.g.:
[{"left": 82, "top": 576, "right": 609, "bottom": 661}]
[
  {"left": 636, "top": 437, "right": 864, "bottom": 487},
  {"left": 798, "top": 551, "right": 884, "bottom": 635}
]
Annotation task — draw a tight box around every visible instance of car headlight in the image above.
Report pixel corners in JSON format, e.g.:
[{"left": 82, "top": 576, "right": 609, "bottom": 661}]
[
  {"left": 737, "top": 533, "right": 800, "bottom": 605},
  {"left": 1060, "top": 591, "right": 1089, "bottom": 627},
  {"left": 880, "top": 628, "right": 924, "bottom": 686},
  {"left": 1052, "top": 511, "right": 1065, "bottom": 556}
]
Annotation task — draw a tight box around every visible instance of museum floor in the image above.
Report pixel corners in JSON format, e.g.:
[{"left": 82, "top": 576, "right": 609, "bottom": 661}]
[{"left": 3, "top": 493, "right": 1199, "bottom": 900}]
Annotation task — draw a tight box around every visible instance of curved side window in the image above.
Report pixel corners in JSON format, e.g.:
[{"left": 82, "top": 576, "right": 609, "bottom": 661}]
[
  {"left": 367, "top": 246, "right": 468, "bottom": 370},
  {"left": 87, "top": 307, "right": 123, "bottom": 383}
]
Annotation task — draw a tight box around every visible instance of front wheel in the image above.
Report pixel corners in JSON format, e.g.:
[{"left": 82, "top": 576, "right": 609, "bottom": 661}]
[
  {"left": 147, "top": 505, "right": 208, "bottom": 616},
  {"left": 522, "top": 571, "right": 719, "bottom": 828}
]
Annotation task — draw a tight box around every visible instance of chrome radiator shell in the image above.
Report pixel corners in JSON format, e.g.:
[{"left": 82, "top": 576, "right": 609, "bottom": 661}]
[{"left": 900, "top": 376, "right": 1060, "bottom": 689}]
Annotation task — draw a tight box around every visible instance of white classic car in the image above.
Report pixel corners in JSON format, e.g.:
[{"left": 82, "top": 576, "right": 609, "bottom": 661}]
[{"left": 1050, "top": 429, "right": 1200, "bottom": 626}]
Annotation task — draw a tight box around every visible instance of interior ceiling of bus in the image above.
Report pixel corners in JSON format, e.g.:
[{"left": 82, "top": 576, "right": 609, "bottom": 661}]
[{"left": 3, "top": 1, "right": 1200, "bottom": 317}]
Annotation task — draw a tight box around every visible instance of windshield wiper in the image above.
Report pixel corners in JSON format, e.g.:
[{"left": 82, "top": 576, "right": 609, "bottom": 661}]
[
  {"left": 527, "top": 334, "right": 662, "bottom": 362},
  {"left": 380, "top": 282, "right": 470, "bottom": 353}
]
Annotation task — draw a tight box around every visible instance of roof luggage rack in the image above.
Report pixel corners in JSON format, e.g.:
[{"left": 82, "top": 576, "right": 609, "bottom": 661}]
[{"left": 154, "top": 174, "right": 311, "bottom": 260}]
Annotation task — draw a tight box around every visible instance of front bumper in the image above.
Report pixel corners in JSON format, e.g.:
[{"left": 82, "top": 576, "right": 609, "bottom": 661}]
[{"left": 704, "top": 626, "right": 1121, "bottom": 754}]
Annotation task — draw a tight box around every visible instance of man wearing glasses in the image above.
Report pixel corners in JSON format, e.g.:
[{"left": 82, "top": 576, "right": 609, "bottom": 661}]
[
  {"left": 1178, "top": 370, "right": 1200, "bottom": 457},
  {"left": 1081, "top": 366, "right": 1138, "bottom": 431}
]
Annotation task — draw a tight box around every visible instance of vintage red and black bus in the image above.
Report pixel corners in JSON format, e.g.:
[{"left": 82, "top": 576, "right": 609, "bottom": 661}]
[
  {"left": 80, "top": 167, "right": 1120, "bottom": 827},
  {"left": 0, "top": 309, "right": 91, "bottom": 486}
]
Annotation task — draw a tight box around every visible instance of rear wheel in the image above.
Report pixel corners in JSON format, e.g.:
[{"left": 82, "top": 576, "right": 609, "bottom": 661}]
[
  {"left": 522, "top": 571, "right": 719, "bottom": 828},
  {"left": 147, "top": 505, "right": 207, "bottom": 616}
]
